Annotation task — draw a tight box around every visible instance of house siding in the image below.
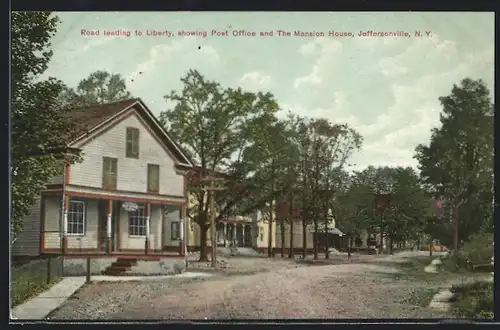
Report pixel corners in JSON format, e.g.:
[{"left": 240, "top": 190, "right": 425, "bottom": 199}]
[
  {"left": 67, "top": 199, "right": 99, "bottom": 249},
  {"left": 44, "top": 196, "right": 62, "bottom": 249},
  {"left": 11, "top": 198, "right": 42, "bottom": 256},
  {"left": 151, "top": 205, "right": 162, "bottom": 250},
  {"left": 69, "top": 109, "right": 184, "bottom": 196},
  {"left": 252, "top": 210, "right": 277, "bottom": 249},
  {"left": 275, "top": 223, "right": 314, "bottom": 249},
  {"left": 43, "top": 197, "right": 99, "bottom": 250}
]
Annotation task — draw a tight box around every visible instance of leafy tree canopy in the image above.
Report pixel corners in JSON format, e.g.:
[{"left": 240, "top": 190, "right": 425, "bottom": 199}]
[
  {"left": 56, "top": 70, "right": 132, "bottom": 108},
  {"left": 414, "top": 78, "right": 494, "bottom": 243},
  {"left": 159, "top": 69, "right": 281, "bottom": 260},
  {"left": 11, "top": 12, "right": 80, "bottom": 240}
]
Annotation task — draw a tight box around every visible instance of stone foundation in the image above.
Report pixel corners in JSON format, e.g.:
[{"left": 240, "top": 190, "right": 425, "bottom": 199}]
[
  {"left": 62, "top": 258, "right": 186, "bottom": 276},
  {"left": 63, "top": 258, "right": 117, "bottom": 276}
]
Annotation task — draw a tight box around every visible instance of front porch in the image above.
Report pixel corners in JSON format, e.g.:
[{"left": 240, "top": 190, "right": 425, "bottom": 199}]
[
  {"left": 215, "top": 222, "right": 253, "bottom": 248},
  {"left": 40, "top": 194, "right": 186, "bottom": 258}
]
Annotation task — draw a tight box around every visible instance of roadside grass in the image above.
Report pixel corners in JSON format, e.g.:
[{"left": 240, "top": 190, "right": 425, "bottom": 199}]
[
  {"left": 11, "top": 276, "right": 61, "bottom": 307},
  {"left": 450, "top": 281, "right": 494, "bottom": 319},
  {"left": 371, "top": 256, "right": 477, "bottom": 284},
  {"left": 403, "top": 287, "right": 440, "bottom": 307},
  {"left": 368, "top": 255, "right": 489, "bottom": 309},
  {"left": 11, "top": 259, "right": 63, "bottom": 307}
]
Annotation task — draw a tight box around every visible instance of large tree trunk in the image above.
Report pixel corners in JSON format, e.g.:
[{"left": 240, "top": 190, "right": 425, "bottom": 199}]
[
  {"left": 199, "top": 223, "right": 209, "bottom": 262},
  {"left": 379, "top": 226, "right": 384, "bottom": 254},
  {"left": 324, "top": 211, "right": 329, "bottom": 259},
  {"left": 348, "top": 235, "right": 352, "bottom": 259},
  {"left": 268, "top": 199, "right": 274, "bottom": 258},
  {"left": 289, "top": 219, "right": 294, "bottom": 258},
  {"left": 453, "top": 204, "right": 459, "bottom": 250},
  {"left": 302, "top": 218, "right": 307, "bottom": 258},
  {"left": 287, "top": 193, "right": 294, "bottom": 259},
  {"left": 280, "top": 214, "right": 285, "bottom": 258},
  {"left": 313, "top": 218, "right": 319, "bottom": 260}
]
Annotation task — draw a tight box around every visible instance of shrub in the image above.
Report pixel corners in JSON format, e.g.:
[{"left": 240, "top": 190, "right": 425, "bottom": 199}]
[
  {"left": 441, "top": 250, "right": 468, "bottom": 271},
  {"left": 451, "top": 282, "right": 493, "bottom": 319},
  {"left": 441, "top": 232, "right": 493, "bottom": 272},
  {"left": 461, "top": 232, "right": 494, "bottom": 263}
]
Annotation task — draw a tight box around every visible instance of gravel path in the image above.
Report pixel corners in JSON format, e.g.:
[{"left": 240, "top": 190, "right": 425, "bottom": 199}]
[{"left": 49, "top": 253, "right": 450, "bottom": 320}]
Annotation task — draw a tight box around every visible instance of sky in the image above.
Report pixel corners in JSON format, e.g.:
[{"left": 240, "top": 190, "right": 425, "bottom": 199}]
[{"left": 42, "top": 12, "right": 494, "bottom": 172}]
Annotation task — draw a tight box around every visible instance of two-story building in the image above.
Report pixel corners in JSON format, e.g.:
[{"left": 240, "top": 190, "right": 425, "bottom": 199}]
[{"left": 11, "top": 98, "right": 193, "bottom": 263}]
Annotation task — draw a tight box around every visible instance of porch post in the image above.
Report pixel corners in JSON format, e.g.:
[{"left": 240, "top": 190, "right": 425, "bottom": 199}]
[
  {"left": 242, "top": 225, "right": 245, "bottom": 247},
  {"left": 62, "top": 196, "right": 69, "bottom": 254},
  {"left": 145, "top": 204, "right": 151, "bottom": 254},
  {"left": 233, "top": 225, "right": 236, "bottom": 247},
  {"left": 223, "top": 223, "right": 227, "bottom": 247},
  {"left": 107, "top": 200, "right": 113, "bottom": 254}
]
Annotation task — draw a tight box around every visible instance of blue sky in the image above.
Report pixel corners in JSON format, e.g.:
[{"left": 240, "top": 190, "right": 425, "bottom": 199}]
[{"left": 43, "top": 12, "right": 494, "bottom": 171}]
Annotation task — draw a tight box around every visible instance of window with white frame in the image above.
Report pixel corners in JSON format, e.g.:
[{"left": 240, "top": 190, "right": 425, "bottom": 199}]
[
  {"left": 128, "top": 206, "right": 147, "bottom": 236},
  {"left": 67, "top": 200, "right": 86, "bottom": 235}
]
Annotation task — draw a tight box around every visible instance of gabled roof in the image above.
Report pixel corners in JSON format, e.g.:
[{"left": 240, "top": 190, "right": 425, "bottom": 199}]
[
  {"left": 62, "top": 98, "right": 193, "bottom": 167},
  {"left": 63, "top": 99, "right": 138, "bottom": 139}
]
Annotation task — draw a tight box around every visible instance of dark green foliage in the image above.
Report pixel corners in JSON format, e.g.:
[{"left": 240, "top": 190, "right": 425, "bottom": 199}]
[
  {"left": 56, "top": 70, "right": 132, "bottom": 108},
  {"left": 11, "top": 257, "right": 63, "bottom": 306},
  {"left": 415, "top": 78, "right": 494, "bottom": 246},
  {"left": 11, "top": 12, "right": 81, "bottom": 240},
  {"left": 159, "top": 70, "right": 282, "bottom": 260},
  {"left": 451, "top": 282, "right": 493, "bottom": 319},
  {"left": 442, "top": 232, "right": 493, "bottom": 271}
]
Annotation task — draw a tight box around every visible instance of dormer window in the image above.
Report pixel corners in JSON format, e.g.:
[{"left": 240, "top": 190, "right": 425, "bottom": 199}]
[{"left": 126, "top": 127, "right": 140, "bottom": 158}]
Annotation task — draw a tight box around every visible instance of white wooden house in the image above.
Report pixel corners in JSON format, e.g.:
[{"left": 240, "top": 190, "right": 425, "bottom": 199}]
[{"left": 11, "top": 98, "right": 193, "bottom": 259}]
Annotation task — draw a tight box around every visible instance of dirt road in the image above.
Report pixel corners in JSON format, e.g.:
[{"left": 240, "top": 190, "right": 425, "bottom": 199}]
[{"left": 50, "top": 253, "right": 449, "bottom": 320}]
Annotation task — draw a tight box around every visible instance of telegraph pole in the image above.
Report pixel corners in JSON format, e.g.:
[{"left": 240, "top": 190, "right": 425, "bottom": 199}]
[{"left": 201, "top": 177, "right": 227, "bottom": 268}]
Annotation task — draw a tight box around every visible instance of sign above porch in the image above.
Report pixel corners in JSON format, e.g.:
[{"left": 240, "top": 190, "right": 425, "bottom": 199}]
[{"left": 122, "top": 202, "right": 139, "bottom": 212}]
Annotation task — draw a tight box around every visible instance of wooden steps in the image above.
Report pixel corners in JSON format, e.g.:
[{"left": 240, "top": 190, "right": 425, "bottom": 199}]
[{"left": 103, "top": 258, "right": 138, "bottom": 276}]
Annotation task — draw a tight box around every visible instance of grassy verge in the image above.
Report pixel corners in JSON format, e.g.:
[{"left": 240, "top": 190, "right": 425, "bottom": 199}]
[
  {"left": 403, "top": 287, "right": 440, "bottom": 307},
  {"left": 375, "top": 255, "right": 479, "bottom": 284},
  {"left": 11, "top": 258, "right": 63, "bottom": 307},
  {"left": 369, "top": 255, "right": 489, "bottom": 310},
  {"left": 11, "top": 276, "right": 62, "bottom": 307},
  {"left": 450, "top": 281, "right": 494, "bottom": 319}
]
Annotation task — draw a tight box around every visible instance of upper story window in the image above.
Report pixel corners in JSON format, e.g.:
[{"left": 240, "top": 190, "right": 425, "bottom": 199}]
[
  {"left": 126, "top": 127, "right": 140, "bottom": 158},
  {"left": 102, "top": 156, "right": 118, "bottom": 189},
  {"left": 147, "top": 164, "right": 160, "bottom": 193}
]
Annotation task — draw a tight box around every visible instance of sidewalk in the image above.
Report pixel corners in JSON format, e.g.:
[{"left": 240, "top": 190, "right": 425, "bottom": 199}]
[
  {"left": 11, "top": 277, "right": 86, "bottom": 320},
  {"left": 11, "top": 272, "right": 212, "bottom": 320}
]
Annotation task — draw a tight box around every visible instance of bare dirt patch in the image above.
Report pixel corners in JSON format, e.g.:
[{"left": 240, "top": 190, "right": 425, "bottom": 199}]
[
  {"left": 187, "top": 256, "right": 300, "bottom": 276},
  {"left": 49, "top": 254, "right": 450, "bottom": 320}
]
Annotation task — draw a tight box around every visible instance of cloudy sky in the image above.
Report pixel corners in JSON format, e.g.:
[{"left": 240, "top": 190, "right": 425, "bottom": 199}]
[{"left": 43, "top": 12, "right": 494, "bottom": 171}]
